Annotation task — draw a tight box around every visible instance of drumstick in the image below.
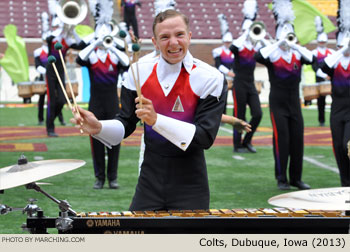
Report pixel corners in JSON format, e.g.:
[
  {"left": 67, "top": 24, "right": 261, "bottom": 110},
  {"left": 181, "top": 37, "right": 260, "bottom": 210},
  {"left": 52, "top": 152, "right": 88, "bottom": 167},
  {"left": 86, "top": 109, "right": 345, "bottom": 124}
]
[
  {"left": 48, "top": 56, "right": 83, "bottom": 133},
  {"left": 48, "top": 56, "right": 73, "bottom": 110},
  {"left": 54, "top": 43, "right": 80, "bottom": 116},
  {"left": 119, "top": 31, "right": 142, "bottom": 99},
  {"left": 119, "top": 31, "right": 144, "bottom": 123}
]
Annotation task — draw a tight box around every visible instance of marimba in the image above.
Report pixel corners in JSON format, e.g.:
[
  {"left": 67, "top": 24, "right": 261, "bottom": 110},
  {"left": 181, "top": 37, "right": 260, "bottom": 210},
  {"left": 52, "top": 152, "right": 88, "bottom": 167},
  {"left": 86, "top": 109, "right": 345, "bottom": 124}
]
[{"left": 26, "top": 208, "right": 350, "bottom": 234}]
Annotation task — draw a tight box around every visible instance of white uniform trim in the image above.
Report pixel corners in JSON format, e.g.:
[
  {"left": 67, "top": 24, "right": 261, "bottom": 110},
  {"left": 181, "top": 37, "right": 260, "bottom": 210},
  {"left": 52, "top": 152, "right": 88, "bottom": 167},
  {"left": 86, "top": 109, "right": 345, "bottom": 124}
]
[
  {"left": 93, "top": 120, "right": 125, "bottom": 148},
  {"left": 152, "top": 114, "right": 196, "bottom": 151},
  {"left": 119, "top": 51, "right": 224, "bottom": 151}
]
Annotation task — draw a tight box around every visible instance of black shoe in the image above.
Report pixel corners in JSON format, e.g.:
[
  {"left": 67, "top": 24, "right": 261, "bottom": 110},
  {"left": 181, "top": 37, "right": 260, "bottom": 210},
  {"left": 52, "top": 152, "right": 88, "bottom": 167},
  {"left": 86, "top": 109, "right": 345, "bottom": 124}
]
[
  {"left": 243, "top": 143, "right": 257, "bottom": 153},
  {"left": 319, "top": 122, "right": 325, "bottom": 127},
  {"left": 234, "top": 147, "right": 249, "bottom": 153},
  {"left": 47, "top": 132, "right": 58, "bottom": 137},
  {"left": 93, "top": 180, "right": 104, "bottom": 189},
  {"left": 290, "top": 181, "right": 311, "bottom": 190},
  {"left": 60, "top": 120, "right": 66, "bottom": 126},
  {"left": 109, "top": 180, "right": 119, "bottom": 189},
  {"left": 38, "top": 121, "right": 44, "bottom": 126},
  {"left": 278, "top": 181, "right": 290, "bottom": 190}
]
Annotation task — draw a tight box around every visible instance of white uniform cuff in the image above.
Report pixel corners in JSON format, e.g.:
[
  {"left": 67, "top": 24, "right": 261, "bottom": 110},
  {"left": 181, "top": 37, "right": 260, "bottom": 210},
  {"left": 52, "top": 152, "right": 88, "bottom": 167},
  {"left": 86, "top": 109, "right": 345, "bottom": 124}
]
[
  {"left": 93, "top": 120, "right": 125, "bottom": 148},
  {"left": 37, "top": 66, "right": 46, "bottom": 75},
  {"left": 152, "top": 114, "right": 196, "bottom": 151},
  {"left": 218, "top": 65, "right": 229, "bottom": 75},
  {"left": 316, "top": 68, "right": 328, "bottom": 79}
]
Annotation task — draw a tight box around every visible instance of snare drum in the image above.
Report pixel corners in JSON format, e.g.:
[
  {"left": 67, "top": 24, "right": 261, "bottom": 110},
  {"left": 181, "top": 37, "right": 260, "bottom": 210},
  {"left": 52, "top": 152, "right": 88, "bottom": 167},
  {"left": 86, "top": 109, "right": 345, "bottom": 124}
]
[
  {"left": 31, "top": 81, "right": 47, "bottom": 95},
  {"left": 302, "top": 84, "right": 320, "bottom": 101},
  {"left": 66, "top": 82, "right": 79, "bottom": 98},
  {"left": 17, "top": 82, "right": 33, "bottom": 98},
  {"left": 319, "top": 82, "right": 332, "bottom": 96},
  {"left": 255, "top": 80, "right": 264, "bottom": 94}
]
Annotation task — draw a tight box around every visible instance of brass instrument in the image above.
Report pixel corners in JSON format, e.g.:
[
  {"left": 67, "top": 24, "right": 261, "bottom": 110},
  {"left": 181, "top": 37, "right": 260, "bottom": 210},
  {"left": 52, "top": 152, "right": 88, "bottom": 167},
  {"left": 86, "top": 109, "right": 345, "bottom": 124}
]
[
  {"left": 109, "top": 19, "right": 120, "bottom": 37},
  {"left": 56, "top": 0, "right": 88, "bottom": 25},
  {"left": 249, "top": 21, "right": 266, "bottom": 43},
  {"left": 285, "top": 32, "right": 297, "bottom": 45},
  {"left": 102, "top": 35, "right": 114, "bottom": 48}
]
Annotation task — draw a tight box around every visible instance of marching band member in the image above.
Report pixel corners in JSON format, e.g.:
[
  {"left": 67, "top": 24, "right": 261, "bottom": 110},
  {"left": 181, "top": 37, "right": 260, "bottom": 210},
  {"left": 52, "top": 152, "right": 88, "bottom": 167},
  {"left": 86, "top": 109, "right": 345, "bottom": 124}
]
[
  {"left": 212, "top": 14, "right": 235, "bottom": 115},
  {"left": 255, "top": 0, "right": 314, "bottom": 190},
  {"left": 321, "top": 0, "right": 350, "bottom": 187},
  {"left": 76, "top": 0, "right": 129, "bottom": 189},
  {"left": 311, "top": 16, "right": 334, "bottom": 126},
  {"left": 229, "top": 0, "right": 263, "bottom": 153},
  {"left": 45, "top": 0, "right": 82, "bottom": 137},
  {"left": 71, "top": 9, "right": 227, "bottom": 210},
  {"left": 34, "top": 12, "right": 65, "bottom": 126}
]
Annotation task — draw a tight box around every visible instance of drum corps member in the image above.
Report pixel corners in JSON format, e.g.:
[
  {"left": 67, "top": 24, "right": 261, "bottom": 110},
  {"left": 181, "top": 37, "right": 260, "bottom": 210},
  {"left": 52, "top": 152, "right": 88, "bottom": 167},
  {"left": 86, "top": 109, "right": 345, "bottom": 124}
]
[
  {"left": 71, "top": 9, "right": 227, "bottom": 210},
  {"left": 229, "top": 0, "right": 263, "bottom": 153},
  {"left": 255, "top": 0, "right": 314, "bottom": 190},
  {"left": 320, "top": 0, "right": 350, "bottom": 187}
]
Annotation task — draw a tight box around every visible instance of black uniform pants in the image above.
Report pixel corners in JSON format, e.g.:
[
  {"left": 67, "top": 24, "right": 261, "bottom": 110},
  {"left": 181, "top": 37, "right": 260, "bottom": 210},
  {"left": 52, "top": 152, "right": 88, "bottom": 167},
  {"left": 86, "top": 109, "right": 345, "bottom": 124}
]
[
  {"left": 232, "top": 81, "right": 262, "bottom": 148},
  {"left": 89, "top": 87, "right": 120, "bottom": 182},
  {"left": 330, "top": 97, "right": 350, "bottom": 186},
  {"left": 317, "top": 95, "right": 326, "bottom": 124},
  {"left": 46, "top": 67, "right": 66, "bottom": 133},
  {"left": 269, "top": 89, "right": 304, "bottom": 183},
  {"left": 129, "top": 149, "right": 210, "bottom": 211}
]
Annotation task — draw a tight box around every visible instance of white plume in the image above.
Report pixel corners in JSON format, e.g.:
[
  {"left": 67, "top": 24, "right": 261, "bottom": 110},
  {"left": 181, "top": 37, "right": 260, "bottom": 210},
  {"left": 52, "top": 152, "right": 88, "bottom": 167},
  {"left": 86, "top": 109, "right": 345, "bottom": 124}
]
[
  {"left": 41, "top": 12, "right": 50, "bottom": 35},
  {"left": 273, "top": 0, "right": 295, "bottom": 25},
  {"left": 47, "top": 0, "right": 57, "bottom": 16},
  {"left": 217, "top": 14, "right": 229, "bottom": 36},
  {"left": 338, "top": 0, "right": 350, "bottom": 32},
  {"left": 242, "top": 0, "right": 257, "bottom": 20},
  {"left": 314, "top": 16, "right": 323, "bottom": 34},
  {"left": 89, "top": 0, "right": 114, "bottom": 25},
  {"left": 154, "top": 0, "right": 176, "bottom": 15}
]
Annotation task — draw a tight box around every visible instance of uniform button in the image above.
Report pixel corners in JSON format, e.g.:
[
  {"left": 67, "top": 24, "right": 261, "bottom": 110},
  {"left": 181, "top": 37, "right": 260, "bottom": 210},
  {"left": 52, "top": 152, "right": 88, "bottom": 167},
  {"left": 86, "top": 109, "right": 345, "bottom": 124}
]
[
  {"left": 181, "top": 141, "right": 186, "bottom": 147},
  {"left": 164, "top": 84, "right": 169, "bottom": 89}
]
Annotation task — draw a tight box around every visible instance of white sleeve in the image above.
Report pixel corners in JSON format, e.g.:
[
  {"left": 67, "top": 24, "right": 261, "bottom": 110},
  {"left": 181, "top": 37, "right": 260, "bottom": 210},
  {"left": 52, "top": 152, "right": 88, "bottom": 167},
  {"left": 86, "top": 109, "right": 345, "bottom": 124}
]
[
  {"left": 316, "top": 68, "right": 328, "bottom": 79},
  {"left": 324, "top": 46, "right": 348, "bottom": 68},
  {"left": 92, "top": 120, "right": 125, "bottom": 149},
  {"left": 152, "top": 114, "right": 196, "bottom": 151},
  {"left": 292, "top": 44, "right": 313, "bottom": 62},
  {"left": 37, "top": 66, "right": 46, "bottom": 75},
  {"left": 218, "top": 65, "right": 230, "bottom": 75}
]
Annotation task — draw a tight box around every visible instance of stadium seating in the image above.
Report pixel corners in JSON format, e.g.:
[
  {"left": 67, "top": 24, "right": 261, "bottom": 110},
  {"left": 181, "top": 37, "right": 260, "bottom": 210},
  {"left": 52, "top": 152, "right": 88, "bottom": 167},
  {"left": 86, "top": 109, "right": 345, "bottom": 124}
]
[{"left": 0, "top": 0, "right": 338, "bottom": 40}]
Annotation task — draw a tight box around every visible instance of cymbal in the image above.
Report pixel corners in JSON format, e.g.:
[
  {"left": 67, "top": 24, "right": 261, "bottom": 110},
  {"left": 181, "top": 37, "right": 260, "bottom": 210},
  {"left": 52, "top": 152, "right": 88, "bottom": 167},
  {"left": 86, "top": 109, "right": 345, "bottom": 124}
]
[
  {"left": 0, "top": 159, "right": 85, "bottom": 190},
  {"left": 268, "top": 187, "right": 350, "bottom": 210}
]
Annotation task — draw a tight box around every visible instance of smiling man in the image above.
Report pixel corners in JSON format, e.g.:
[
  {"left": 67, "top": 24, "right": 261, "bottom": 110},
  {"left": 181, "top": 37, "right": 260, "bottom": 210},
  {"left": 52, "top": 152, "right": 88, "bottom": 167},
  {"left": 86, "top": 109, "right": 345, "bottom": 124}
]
[{"left": 71, "top": 9, "right": 227, "bottom": 211}]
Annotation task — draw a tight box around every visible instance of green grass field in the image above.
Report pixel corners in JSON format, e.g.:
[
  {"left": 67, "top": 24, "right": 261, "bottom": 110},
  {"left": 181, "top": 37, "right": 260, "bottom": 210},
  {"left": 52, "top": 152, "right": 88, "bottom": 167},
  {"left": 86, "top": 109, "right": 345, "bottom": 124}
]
[{"left": 0, "top": 103, "right": 340, "bottom": 234}]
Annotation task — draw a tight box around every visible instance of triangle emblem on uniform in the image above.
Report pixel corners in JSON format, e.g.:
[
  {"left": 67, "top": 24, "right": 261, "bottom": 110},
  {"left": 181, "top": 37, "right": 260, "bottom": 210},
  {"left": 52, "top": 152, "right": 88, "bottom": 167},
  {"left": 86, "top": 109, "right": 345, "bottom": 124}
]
[
  {"left": 108, "top": 64, "right": 114, "bottom": 72},
  {"left": 172, "top": 96, "right": 184, "bottom": 112}
]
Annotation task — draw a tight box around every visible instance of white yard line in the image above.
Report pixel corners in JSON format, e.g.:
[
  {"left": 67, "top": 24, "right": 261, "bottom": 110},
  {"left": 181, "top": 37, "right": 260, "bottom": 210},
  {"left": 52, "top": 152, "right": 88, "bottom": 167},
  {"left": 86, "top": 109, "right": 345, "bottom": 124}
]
[{"left": 303, "top": 156, "right": 339, "bottom": 174}]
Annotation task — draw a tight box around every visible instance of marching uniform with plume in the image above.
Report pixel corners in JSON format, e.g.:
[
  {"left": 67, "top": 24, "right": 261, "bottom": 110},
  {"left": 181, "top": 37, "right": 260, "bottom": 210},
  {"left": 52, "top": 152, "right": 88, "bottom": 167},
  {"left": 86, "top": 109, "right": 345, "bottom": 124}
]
[
  {"left": 321, "top": 0, "right": 350, "bottom": 187},
  {"left": 45, "top": 0, "right": 83, "bottom": 137},
  {"left": 229, "top": 0, "right": 262, "bottom": 153},
  {"left": 255, "top": 0, "right": 314, "bottom": 190},
  {"left": 212, "top": 14, "right": 234, "bottom": 115},
  {"left": 34, "top": 11, "right": 64, "bottom": 126},
  {"left": 311, "top": 16, "right": 335, "bottom": 126},
  {"left": 76, "top": 0, "right": 130, "bottom": 189}
]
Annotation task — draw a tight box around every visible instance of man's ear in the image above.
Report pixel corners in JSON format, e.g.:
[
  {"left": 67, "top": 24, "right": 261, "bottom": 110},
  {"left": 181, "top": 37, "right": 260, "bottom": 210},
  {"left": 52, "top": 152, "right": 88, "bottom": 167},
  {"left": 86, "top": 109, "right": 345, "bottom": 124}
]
[{"left": 151, "top": 37, "right": 159, "bottom": 50}]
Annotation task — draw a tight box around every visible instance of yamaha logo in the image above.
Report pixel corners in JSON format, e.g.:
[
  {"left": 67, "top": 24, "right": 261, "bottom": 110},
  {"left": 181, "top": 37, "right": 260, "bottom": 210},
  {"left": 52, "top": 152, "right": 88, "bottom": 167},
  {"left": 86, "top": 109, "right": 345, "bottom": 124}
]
[{"left": 86, "top": 219, "right": 94, "bottom": 228}]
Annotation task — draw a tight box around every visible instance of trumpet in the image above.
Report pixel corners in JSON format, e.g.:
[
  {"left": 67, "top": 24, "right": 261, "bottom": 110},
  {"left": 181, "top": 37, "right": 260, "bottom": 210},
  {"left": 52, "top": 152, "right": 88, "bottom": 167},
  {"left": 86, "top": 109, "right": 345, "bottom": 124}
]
[
  {"left": 249, "top": 21, "right": 266, "bottom": 43},
  {"left": 56, "top": 0, "right": 88, "bottom": 25},
  {"left": 285, "top": 32, "right": 297, "bottom": 45},
  {"left": 103, "top": 35, "right": 114, "bottom": 48}
]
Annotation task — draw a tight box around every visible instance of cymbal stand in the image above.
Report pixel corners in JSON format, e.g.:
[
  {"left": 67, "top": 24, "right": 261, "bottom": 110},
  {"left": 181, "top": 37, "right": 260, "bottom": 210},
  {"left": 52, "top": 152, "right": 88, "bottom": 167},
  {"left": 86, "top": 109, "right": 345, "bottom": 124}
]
[
  {"left": 25, "top": 182, "right": 76, "bottom": 216},
  {"left": 0, "top": 198, "right": 39, "bottom": 216}
]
